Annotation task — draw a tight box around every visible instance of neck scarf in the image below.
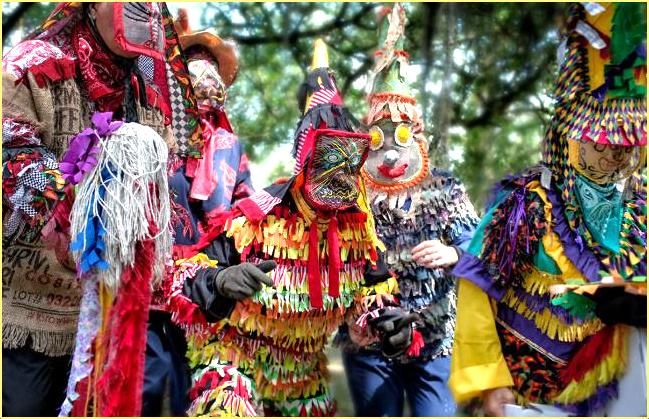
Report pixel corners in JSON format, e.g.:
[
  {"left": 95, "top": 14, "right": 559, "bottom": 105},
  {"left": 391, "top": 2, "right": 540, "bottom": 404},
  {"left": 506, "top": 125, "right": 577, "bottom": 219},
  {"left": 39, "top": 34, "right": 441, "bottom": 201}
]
[{"left": 573, "top": 175, "right": 624, "bottom": 253}]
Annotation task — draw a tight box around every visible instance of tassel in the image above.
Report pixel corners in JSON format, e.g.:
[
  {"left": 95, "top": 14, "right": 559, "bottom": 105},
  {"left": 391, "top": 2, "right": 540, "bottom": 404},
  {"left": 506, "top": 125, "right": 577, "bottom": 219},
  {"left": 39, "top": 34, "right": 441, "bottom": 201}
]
[
  {"left": 307, "top": 225, "right": 323, "bottom": 308},
  {"left": 406, "top": 328, "right": 424, "bottom": 358},
  {"left": 327, "top": 217, "right": 340, "bottom": 298}
]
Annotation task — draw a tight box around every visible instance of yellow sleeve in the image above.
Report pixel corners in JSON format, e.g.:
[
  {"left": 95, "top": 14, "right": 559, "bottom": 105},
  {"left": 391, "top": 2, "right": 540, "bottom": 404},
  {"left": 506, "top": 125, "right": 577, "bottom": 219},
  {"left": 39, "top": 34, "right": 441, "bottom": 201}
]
[{"left": 449, "top": 278, "right": 514, "bottom": 403}]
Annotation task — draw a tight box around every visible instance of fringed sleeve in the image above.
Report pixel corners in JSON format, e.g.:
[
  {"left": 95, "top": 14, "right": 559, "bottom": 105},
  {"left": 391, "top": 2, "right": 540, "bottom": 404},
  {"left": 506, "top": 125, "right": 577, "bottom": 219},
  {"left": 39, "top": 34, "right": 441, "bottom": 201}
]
[
  {"left": 449, "top": 278, "right": 514, "bottom": 402},
  {"left": 341, "top": 252, "right": 400, "bottom": 348},
  {"left": 2, "top": 79, "right": 67, "bottom": 241},
  {"left": 173, "top": 234, "right": 240, "bottom": 325}
]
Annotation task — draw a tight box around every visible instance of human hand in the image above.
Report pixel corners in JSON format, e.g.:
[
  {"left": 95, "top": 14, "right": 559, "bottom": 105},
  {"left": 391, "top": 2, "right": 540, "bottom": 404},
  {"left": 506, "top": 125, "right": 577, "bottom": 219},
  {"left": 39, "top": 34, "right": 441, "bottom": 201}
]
[
  {"left": 411, "top": 240, "right": 459, "bottom": 269},
  {"left": 482, "top": 387, "right": 515, "bottom": 416}
]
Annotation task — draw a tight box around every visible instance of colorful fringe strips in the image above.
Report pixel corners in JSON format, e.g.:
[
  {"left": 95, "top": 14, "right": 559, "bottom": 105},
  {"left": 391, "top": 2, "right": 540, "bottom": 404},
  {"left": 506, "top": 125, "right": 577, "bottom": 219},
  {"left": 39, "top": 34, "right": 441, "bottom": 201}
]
[
  {"left": 461, "top": 169, "right": 642, "bottom": 414},
  {"left": 62, "top": 118, "right": 171, "bottom": 416},
  {"left": 554, "top": 325, "right": 628, "bottom": 413},
  {"left": 172, "top": 188, "right": 396, "bottom": 415}
]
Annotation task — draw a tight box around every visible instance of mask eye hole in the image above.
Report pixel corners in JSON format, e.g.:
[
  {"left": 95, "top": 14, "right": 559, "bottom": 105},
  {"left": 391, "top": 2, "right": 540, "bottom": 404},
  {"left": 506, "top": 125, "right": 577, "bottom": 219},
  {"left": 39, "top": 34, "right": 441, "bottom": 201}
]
[
  {"left": 394, "top": 124, "right": 413, "bottom": 147},
  {"left": 369, "top": 126, "right": 384, "bottom": 151}
]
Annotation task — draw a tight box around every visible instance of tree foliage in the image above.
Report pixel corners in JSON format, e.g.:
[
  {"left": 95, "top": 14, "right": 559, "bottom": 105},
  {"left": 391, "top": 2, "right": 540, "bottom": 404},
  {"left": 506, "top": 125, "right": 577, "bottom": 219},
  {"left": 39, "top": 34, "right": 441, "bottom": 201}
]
[{"left": 3, "top": 2, "right": 568, "bottom": 209}]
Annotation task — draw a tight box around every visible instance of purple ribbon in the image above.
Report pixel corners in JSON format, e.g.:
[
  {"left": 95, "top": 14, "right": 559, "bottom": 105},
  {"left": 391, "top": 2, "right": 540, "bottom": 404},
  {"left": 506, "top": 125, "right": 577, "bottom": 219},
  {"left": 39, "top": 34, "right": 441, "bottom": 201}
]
[{"left": 60, "top": 112, "right": 123, "bottom": 185}]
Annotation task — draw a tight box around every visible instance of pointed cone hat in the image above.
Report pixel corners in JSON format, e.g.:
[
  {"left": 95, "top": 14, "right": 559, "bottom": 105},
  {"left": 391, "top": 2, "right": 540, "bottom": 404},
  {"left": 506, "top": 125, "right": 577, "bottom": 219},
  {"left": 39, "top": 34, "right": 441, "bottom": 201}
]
[
  {"left": 366, "top": 4, "right": 424, "bottom": 137},
  {"left": 292, "top": 38, "right": 360, "bottom": 173}
]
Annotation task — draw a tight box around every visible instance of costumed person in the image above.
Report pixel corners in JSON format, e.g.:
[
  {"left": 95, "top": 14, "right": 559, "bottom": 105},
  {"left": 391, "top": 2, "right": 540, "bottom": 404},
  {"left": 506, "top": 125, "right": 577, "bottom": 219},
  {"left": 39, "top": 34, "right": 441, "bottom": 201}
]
[
  {"left": 165, "top": 39, "right": 400, "bottom": 416},
  {"left": 336, "top": 4, "right": 479, "bottom": 416},
  {"left": 140, "top": 9, "right": 255, "bottom": 416},
  {"left": 449, "top": 2, "right": 646, "bottom": 416},
  {"left": 2, "top": 2, "right": 204, "bottom": 416}
]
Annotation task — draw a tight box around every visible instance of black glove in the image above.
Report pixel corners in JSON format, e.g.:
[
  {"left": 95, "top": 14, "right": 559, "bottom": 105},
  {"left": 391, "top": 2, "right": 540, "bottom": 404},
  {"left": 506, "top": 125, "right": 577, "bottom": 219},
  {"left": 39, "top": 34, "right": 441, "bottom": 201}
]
[
  {"left": 213, "top": 260, "right": 276, "bottom": 300},
  {"left": 182, "top": 260, "right": 276, "bottom": 322},
  {"left": 590, "top": 287, "right": 646, "bottom": 327},
  {"left": 368, "top": 308, "right": 420, "bottom": 358}
]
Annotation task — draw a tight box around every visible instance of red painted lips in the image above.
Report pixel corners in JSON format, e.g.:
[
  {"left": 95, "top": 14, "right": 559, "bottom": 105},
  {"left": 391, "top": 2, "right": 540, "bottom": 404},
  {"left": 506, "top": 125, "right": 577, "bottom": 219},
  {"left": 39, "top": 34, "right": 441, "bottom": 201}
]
[{"left": 377, "top": 163, "right": 408, "bottom": 178}]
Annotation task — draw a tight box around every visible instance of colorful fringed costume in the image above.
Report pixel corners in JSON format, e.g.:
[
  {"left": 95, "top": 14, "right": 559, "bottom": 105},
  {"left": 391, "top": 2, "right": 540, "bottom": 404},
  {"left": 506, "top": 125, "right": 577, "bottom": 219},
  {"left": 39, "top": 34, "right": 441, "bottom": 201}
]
[
  {"left": 449, "top": 3, "right": 646, "bottom": 416},
  {"left": 336, "top": 5, "right": 479, "bottom": 416},
  {"left": 2, "top": 3, "right": 202, "bottom": 416},
  {"left": 165, "top": 40, "right": 397, "bottom": 416}
]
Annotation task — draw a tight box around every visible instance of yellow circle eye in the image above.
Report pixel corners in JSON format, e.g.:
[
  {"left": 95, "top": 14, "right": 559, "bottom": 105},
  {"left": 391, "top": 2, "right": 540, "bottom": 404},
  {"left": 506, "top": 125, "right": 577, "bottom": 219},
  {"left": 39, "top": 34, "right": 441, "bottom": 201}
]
[
  {"left": 369, "top": 126, "right": 384, "bottom": 151},
  {"left": 395, "top": 124, "right": 413, "bottom": 146}
]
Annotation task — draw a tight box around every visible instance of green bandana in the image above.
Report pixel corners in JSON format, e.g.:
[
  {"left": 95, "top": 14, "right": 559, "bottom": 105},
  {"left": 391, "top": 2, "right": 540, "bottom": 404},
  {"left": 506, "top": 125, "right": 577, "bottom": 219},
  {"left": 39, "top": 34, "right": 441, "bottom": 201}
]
[{"left": 573, "top": 174, "right": 624, "bottom": 254}]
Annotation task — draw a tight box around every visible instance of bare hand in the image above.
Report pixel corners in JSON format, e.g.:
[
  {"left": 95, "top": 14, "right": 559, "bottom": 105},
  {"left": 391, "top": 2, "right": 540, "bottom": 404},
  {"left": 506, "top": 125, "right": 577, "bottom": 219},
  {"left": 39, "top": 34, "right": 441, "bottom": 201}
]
[
  {"left": 482, "top": 387, "right": 515, "bottom": 416},
  {"left": 411, "top": 240, "right": 459, "bottom": 269}
]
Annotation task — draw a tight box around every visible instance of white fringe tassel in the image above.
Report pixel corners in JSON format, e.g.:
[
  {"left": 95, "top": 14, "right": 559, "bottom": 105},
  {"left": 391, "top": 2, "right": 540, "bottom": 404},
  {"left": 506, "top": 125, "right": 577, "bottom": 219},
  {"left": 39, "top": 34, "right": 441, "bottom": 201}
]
[{"left": 70, "top": 123, "right": 172, "bottom": 293}]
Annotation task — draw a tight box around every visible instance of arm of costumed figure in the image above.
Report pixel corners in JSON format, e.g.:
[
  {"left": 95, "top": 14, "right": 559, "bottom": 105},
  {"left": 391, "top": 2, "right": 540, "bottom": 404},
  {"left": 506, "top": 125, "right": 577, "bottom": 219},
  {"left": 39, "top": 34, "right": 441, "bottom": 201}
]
[
  {"left": 231, "top": 143, "right": 254, "bottom": 203},
  {"left": 443, "top": 175, "right": 481, "bottom": 256},
  {"left": 344, "top": 251, "right": 401, "bottom": 348},
  {"left": 169, "top": 233, "right": 240, "bottom": 329},
  {"left": 186, "top": 234, "right": 240, "bottom": 321},
  {"left": 449, "top": 278, "right": 514, "bottom": 402},
  {"left": 2, "top": 42, "right": 76, "bottom": 250}
]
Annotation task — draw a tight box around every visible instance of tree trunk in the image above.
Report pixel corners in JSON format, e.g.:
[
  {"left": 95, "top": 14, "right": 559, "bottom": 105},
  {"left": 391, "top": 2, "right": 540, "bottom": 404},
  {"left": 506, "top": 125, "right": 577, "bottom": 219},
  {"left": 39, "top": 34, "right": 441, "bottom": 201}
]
[
  {"left": 2, "top": 3, "right": 34, "bottom": 41},
  {"left": 429, "top": 3, "right": 456, "bottom": 169}
]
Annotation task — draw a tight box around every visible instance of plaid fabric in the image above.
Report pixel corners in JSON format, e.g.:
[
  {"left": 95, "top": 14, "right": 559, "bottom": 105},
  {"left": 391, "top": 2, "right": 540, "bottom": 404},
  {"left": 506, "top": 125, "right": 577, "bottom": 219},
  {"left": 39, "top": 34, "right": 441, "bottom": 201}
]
[
  {"left": 138, "top": 55, "right": 155, "bottom": 84},
  {"left": 166, "top": 62, "right": 191, "bottom": 155}
]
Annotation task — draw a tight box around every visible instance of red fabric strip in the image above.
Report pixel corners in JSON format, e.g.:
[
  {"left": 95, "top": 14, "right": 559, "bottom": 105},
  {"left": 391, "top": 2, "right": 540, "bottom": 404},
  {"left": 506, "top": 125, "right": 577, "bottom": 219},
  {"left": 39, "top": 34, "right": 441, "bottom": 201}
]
[
  {"left": 327, "top": 217, "right": 340, "bottom": 299},
  {"left": 308, "top": 224, "right": 323, "bottom": 308},
  {"left": 96, "top": 237, "right": 154, "bottom": 416},
  {"left": 559, "top": 325, "right": 615, "bottom": 385}
]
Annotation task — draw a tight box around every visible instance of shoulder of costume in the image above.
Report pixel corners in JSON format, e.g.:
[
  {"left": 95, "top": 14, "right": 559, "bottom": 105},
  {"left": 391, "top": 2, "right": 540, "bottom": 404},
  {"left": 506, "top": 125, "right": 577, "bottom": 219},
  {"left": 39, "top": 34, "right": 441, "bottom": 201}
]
[
  {"left": 2, "top": 39, "right": 76, "bottom": 88},
  {"left": 453, "top": 166, "right": 553, "bottom": 296},
  {"left": 483, "top": 165, "right": 551, "bottom": 211},
  {"left": 232, "top": 177, "right": 296, "bottom": 223}
]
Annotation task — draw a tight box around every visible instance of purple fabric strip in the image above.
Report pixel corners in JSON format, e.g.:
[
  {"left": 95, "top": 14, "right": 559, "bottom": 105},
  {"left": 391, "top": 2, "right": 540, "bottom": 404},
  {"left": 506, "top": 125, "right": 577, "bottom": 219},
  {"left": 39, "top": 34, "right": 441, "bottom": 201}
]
[
  {"left": 452, "top": 252, "right": 506, "bottom": 301},
  {"left": 557, "top": 379, "right": 619, "bottom": 416},
  {"left": 60, "top": 112, "right": 123, "bottom": 185},
  {"left": 544, "top": 187, "right": 601, "bottom": 282},
  {"left": 497, "top": 304, "right": 576, "bottom": 362}
]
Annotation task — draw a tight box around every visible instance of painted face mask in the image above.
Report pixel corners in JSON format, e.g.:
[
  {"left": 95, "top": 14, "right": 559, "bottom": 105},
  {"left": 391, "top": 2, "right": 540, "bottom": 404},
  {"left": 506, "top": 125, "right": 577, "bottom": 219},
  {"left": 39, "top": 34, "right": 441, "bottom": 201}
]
[
  {"left": 569, "top": 138, "right": 645, "bottom": 184},
  {"left": 362, "top": 118, "right": 428, "bottom": 187},
  {"left": 112, "top": 2, "right": 165, "bottom": 60},
  {"left": 188, "top": 58, "right": 227, "bottom": 110},
  {"left": 303, "top": 129, "right": 370, "bottom": 212}
]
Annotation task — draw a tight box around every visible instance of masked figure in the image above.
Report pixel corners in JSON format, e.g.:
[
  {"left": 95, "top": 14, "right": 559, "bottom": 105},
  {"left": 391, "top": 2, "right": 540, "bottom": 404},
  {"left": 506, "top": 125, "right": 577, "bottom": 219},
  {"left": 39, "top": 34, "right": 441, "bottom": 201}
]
[
  {"left": 165, "top": 39, "right": 398, "bottom": 416},
  {"left": 139, "top": 10, "right": 256, "bottom": 416},
  {"left": 336, "top": 5, "right": 480, "bottom": 416},
  {"left": 2, "top": 2, "right": 202, "bottom": 416},
  {"left": 450, "top": 3, "right": 646, "bottom": 416}
]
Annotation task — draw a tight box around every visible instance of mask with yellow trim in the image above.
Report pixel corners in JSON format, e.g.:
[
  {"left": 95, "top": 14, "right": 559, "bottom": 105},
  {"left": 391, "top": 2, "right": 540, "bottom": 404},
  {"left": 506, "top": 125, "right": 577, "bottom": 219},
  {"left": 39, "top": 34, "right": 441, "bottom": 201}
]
[{"left": 362, "top": 4, "right": 429, "bottom": 191}]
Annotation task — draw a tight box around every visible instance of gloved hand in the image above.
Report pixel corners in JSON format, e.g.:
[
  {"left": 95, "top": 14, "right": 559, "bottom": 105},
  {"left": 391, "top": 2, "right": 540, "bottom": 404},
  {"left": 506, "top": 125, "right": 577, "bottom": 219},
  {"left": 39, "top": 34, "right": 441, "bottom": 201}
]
[
  {"left": 181, "top": 260, "right": 277, "bottom": 322},
  {"left": 590, "top": 286, "right": 646, "bottom": 327},
  {"left": 213, "top": 260, "right": 276, "bottom": 300},
  {"left": 368, "top": 308, "right": 420, "bottom": 358}
]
